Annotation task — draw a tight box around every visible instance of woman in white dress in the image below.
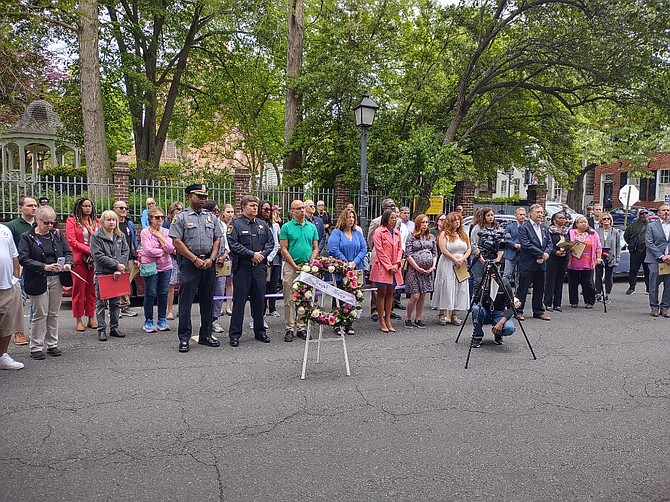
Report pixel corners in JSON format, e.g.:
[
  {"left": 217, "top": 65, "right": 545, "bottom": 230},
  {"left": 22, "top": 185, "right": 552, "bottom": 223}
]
[{"left": 433, "top": 212, "right": 471, "bottom": 325}]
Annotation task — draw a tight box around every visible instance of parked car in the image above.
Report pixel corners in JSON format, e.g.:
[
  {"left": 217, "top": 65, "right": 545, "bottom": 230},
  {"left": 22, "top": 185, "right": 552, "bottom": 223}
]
[
  {"left": 545, "top": 201, "right": 583, "bottom": 226},
  {"left": 462, "top": 214, "right": 518, "bottom": 236}
]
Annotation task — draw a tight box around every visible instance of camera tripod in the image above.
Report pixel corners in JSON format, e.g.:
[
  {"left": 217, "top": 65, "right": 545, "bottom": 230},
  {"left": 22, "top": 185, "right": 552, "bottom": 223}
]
[{"left": 455, "top": 258, "right": 537, "bottom": 368}]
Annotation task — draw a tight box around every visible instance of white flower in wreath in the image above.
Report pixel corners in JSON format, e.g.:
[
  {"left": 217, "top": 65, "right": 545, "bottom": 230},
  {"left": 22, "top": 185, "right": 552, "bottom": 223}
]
[
  {"left": 293, "top": 282, "right": 300, "bottom": 290},
  {"left": 328, "top": 265, "right": 335, "bottom": 273},
  {"left": 297, "top": 306, "right": 306, "bottom": 315},
  {"left": 302, "top": 264, "right": 311, "bottom": 272},
  {"left": 352, "top": 309, "right": 361, "bottom": 319},
  {"left": 311, "top": 265, "right": 319, "bottom": 273},
  {"left": 304, "top": 290, "right": 313, "bottom": 299},
  {"left": 311, "top": 308, "right": 321, "bottom": 318}
]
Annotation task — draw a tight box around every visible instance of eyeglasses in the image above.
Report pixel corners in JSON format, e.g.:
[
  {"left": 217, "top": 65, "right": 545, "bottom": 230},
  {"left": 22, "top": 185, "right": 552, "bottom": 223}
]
[
  {"left": 262, "top": 207, "right": 271, "bottom": 211},
  {"left": 40, "top": 220, "right": 56, "bottom": 225},
  {"left": 153, "top": 215, "right": 164, "bottom": 220},
  {"left": 602, "top": 218, "right": 611, "bottom": 221},
  {"left": 115, "top": 207, "right": 128, "bottom": 211}
]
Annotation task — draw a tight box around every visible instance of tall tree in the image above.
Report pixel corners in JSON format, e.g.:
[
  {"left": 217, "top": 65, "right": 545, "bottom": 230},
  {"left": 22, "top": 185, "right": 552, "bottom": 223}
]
[
  {"left": 283, "top": 0, "right": 304, "bottom": 188},
  {"left": 1, "top": 0, "right": 110, "bottom": 187},
  {"left": 102, "top": 0, "right": 226, "bottom": 179}
]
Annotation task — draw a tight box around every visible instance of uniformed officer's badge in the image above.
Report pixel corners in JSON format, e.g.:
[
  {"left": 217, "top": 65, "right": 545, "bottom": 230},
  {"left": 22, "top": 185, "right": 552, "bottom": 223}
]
[{"left": 227, "top": 224, "right": 233, "bottom": 235}]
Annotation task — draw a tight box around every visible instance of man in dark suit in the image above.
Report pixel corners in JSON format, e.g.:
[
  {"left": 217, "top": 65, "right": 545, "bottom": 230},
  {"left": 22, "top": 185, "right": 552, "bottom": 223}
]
[
  {"left": 644, "top": 204, "right": 670, "bottom": 317},
  {"left": 503, "top": 207, "right": 526, "bottom": 289},
  {"left": 516, "top": 203, "right": 553, "bottom": 320},
  {"left": 587, "top": 203, "right": 603, "bottom": 230}
]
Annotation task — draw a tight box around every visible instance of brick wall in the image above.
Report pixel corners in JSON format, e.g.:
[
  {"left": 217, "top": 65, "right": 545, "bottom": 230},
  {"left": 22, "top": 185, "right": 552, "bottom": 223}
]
[
  {"left": 526, "top": 184, "right": 548, "bottom": 208},
  {"left": 454, "top": 181, "right": 475, "bottom": 217},
  {"left": 233, "top": 167, "right": 251, "bottom": 211},
  {"left": 334, "top": 174, "right": 351, "bottom": 217},
  {"left": 113, "top": 161, "right": 130, "bottom": 203}
]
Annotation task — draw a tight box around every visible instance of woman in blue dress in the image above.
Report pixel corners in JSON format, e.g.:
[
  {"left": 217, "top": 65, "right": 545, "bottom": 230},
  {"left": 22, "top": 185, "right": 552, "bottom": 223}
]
[{"left": 328, "top": 208, "right": 368, "bottom": 335}]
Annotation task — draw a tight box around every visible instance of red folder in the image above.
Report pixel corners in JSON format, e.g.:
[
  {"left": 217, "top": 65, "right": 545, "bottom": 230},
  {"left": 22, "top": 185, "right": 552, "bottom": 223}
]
[{"left": 97, "top": 273, "right": 131, "bottom": 300}]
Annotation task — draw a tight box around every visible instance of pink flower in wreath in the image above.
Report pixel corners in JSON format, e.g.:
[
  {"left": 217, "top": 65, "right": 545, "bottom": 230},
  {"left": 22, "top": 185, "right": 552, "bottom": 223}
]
[{"left": 328, "top": 315, "right": 336, "bottom": 325}]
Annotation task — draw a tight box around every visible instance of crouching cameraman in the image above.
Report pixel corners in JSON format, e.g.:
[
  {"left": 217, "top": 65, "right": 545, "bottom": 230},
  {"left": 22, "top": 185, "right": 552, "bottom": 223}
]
[{"left": 471, "top": 273, "right": 517, "bottom": 348}]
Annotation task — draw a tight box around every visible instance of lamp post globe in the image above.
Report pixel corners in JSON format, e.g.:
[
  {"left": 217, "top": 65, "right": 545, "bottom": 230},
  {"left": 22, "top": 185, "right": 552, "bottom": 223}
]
[{"left": 354, "top": 94, "right": 378, "bottom": 234}]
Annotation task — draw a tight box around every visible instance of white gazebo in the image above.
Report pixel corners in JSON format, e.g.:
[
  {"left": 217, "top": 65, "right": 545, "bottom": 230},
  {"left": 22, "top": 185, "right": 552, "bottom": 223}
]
[{"left": 0, "top": 99, "right": 81, "bottom": 180}]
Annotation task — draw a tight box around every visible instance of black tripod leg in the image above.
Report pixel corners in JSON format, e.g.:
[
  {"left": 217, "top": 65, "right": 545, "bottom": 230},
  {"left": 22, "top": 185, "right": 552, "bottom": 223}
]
[
  {"left": 456, "top": 265, "right": 488, "bottom": 344},
  {"left": 601, "top": 267, "right": 608, "bottom": 314},
  {"left": 491, "top": 266, "right": 537, "bottom": 361}
]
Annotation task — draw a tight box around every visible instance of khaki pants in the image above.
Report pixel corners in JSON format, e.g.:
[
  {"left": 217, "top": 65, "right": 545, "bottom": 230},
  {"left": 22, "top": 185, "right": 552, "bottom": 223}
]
[
  {"left": 29, "top": 275, "right": 62, "bottom": 351},
  {"left": 120, "top": 260, "right": 138, "bottom": 307},
  {"left": 282, "top": 266, "right": 305, "bottom": 332},
  {"left": 0, "top": 282, "right": 23, "bottom": 339}
]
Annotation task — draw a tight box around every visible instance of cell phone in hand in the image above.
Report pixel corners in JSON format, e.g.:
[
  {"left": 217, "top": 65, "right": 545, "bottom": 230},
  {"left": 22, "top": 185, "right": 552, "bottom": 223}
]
[{"left": 57, "top": 257, "right": 66, "bottom": 271}]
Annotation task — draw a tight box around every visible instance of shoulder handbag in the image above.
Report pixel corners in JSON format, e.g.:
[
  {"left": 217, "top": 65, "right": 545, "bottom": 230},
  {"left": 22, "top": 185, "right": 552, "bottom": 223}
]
[{"left": 140, "top": 261, "right": 157, "bottom": 277}]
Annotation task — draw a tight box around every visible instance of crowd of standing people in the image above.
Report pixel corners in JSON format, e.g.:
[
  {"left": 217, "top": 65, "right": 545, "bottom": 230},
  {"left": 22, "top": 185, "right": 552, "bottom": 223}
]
[{"left": 0, "top": 190, "right": 667, "bottom": 369}]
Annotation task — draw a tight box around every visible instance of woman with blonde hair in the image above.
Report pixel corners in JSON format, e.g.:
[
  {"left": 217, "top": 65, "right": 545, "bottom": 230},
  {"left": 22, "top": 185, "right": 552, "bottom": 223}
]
[
  {"left": 595, "top": 211, "right": 621, "bottom": 304},
  {"left": 90, "top": 210, "right": 129, "bottom": 341},
  {"left": 403, "top": 214, "right": 437, "bottom": 328},
  {"left": 433, "top": 211, "right": 471, "bottom": 325}
]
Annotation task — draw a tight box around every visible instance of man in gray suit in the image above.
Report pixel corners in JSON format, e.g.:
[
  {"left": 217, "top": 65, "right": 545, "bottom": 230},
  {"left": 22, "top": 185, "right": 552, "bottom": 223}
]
[{"left": 645, "top": 204, "right": 670, "bottom": 317}]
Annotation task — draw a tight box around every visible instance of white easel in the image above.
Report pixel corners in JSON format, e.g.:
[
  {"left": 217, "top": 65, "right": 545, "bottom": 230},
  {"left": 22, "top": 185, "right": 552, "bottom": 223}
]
[{"left": 300, "top": 279, "right": 351, "bottom": 380}]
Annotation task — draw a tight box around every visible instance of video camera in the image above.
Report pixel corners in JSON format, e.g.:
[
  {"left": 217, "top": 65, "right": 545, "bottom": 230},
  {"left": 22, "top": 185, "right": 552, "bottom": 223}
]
[{"left": 477, "top": 227, "right": 507, "bottom": 260}]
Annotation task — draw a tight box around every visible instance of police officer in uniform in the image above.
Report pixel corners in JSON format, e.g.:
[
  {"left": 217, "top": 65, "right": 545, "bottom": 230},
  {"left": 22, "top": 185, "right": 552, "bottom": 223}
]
[
  {"left": 169, "top": 184, "right": 223, "bottom": 353},
  {"left": 227, "top": 195, "right": 275, "bottom": 347}
]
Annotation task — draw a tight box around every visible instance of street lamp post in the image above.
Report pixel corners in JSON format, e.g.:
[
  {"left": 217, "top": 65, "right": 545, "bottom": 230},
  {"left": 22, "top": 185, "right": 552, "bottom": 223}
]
[{"left": 353, "top": 93, "right": 378, "bottom": 235}]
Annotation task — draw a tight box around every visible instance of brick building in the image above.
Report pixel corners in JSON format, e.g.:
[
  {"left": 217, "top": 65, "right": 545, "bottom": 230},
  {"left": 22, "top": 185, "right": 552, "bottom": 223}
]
[{"left": 593, "top": 153, "right": 670, "bottom": 210}]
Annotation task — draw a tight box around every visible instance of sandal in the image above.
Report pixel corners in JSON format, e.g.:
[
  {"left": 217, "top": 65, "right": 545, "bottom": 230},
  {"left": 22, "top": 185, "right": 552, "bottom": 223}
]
[
  {"left": 346, "top": 328, "right": 356, "bottom": 336},
  {"left": 449, "top": 317, "right": 462, "bottom": 326},
  {"left": 166, "top": 312, "right": 175, "bottom": 320}
]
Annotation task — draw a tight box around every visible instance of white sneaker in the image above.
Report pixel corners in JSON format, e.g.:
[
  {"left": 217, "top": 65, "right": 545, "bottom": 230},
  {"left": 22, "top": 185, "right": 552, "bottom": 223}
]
[
  {"left": 0, "top": 353, "right": 24, "bottom": 370},
  {"left": 212, "top": 321, "right": 225, "bottom": 333},
  {"left": 249, "top": 319, "right": 269, "bottom": 329}
]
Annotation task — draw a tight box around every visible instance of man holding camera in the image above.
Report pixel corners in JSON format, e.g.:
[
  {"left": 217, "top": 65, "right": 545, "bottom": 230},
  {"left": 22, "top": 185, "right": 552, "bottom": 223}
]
[
  {"left": 516, "top": 203, "right": 552, "bottom": 321},
  {"left": 470, "top": 275, "right": 516, "bottom": 348}
]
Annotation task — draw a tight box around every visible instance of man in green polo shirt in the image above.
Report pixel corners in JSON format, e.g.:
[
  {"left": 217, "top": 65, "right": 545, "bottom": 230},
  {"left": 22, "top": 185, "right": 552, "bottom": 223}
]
[
  {"left": 280, "top": 199, "right": 319, "bottom": 342},
  {"left": 4, "top": 196, "right": 37, "bottom": 346}
]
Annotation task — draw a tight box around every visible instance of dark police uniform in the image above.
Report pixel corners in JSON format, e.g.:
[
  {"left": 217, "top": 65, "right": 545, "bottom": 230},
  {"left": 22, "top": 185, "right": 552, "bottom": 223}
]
[
  {"left": 168, "top": 184, "right": 223, "bottom": 349},
  {"left": 227, "top": 214, "right": 274, "bottom": 344}
]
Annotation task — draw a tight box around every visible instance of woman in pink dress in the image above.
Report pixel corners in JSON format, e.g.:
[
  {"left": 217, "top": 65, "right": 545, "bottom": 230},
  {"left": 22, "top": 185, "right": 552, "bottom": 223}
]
[{"left": 370, "top": 209, "right": 403, "bottom": 333}]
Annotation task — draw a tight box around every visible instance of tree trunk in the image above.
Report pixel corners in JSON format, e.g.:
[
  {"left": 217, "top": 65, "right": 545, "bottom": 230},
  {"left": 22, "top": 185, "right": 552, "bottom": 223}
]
[
  {"left": 566, "top": 164, "right": 595, "bottom": 213},
  {"left": 283, "top": 0, "right": 304, "bottom": 187},
  {"left": 78, "top": 0, "right": 109, "bottom": 198}
]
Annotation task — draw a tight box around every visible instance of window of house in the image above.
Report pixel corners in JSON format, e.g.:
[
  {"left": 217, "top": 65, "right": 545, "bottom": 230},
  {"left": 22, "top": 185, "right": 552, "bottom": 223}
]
[
  {"left": 553, "top": 186, "right": 562, "bottom": 201},
  {"left": 500, "top": 179, "right": 508, "bottom": 195},
  {"left": 513, "top": 178, "right": 520, "bottom": 195},
  {"left": 657, "top": 169, "right": 670, "bottom": 201}
]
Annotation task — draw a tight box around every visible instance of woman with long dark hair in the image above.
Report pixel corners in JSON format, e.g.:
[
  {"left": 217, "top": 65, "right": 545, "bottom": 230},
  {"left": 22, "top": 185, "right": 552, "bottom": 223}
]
[
  {"left": 370, "top": 209, "right": 403, "bottom": 332},
  {"left": 65, "top": 197, "right": 99, "bottom": 332}
]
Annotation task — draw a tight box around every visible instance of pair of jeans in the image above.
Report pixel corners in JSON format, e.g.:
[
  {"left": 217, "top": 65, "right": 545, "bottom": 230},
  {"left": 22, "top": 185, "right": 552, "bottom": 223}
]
[
  {"left": 143, "top": 269, "right": 170, "bottom": 320},
  {"left": 470, "top": 304, "right": 516, "bottom": 340}
]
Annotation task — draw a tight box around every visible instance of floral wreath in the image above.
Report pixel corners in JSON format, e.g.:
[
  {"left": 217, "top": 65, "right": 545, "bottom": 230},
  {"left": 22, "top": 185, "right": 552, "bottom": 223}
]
[{"left": 293, "top": 257, "right": 364, "bottom": 327}]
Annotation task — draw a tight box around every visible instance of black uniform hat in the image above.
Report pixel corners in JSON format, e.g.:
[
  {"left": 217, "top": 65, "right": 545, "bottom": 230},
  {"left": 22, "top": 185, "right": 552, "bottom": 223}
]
[{"left": 185, "top": 183, "right": 208, "bottom": 196}]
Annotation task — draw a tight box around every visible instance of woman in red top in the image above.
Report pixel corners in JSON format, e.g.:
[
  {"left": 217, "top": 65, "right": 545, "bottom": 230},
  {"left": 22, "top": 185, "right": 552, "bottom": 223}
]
[
  {"left": 370, "top": 209, "right": 403, "bottom": 333},
  {"left": 65, "top": 198, "right": 100, "bottom": 331}
]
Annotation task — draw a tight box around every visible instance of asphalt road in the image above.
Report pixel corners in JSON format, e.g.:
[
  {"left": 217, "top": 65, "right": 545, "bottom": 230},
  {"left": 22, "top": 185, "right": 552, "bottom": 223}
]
[{"left": 1, "top": 283, "right": 669, "bottom": 502}]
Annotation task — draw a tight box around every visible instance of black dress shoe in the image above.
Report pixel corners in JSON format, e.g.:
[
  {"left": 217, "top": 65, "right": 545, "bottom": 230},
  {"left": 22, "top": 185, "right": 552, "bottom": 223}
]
[
  {"left": 370, "top": 314, "right": 379, "bottom": 322},
  {"left": 178, "top": 341, "right": 189, "bottom": 352},
  {"left": 255, "top": 335, "right": 271, "bottom": 343},
  {"left": 394, "top": 303, "right": 406, "bottom": 310},
  {"left": 390, "top": 312, "right": 402, "bottom": 320},
  {"left": 98, "top": 331, "right": 107, "bottom": 342},
  {"left": 229, "top": 339, "right": 239, "bottom": 347},
  {"left": 198, "top": 337, "right": 221, "bottom": 347},
  {"left": 297, "top": 330, "right": 308, "bottom": 340},
  {"left": 109, "top": 329, "right": 126, "bottom": 338}
]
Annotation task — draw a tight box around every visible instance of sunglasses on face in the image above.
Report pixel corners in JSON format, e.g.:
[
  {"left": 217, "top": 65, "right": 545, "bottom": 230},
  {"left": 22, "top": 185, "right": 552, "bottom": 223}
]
[
  {"left": 116, "top": 207, "right": 128, "bottom": 211},
  {"left": 153, "top": 215, "right": 164, "bottom": 220},
  {"left": 40, "top": 220, "right": 56, "bottom": 225}
]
